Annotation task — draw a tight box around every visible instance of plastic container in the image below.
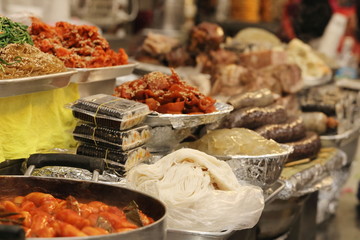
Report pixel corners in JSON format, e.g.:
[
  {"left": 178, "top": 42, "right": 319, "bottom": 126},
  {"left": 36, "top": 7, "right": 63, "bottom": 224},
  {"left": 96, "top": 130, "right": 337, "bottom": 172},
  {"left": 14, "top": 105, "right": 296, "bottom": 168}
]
[
  {"left": 70, "top": 94, "right": 150, "bottom": 130},
  {"left": 73, "top": 123, "right": 151, "bottom": 151}
]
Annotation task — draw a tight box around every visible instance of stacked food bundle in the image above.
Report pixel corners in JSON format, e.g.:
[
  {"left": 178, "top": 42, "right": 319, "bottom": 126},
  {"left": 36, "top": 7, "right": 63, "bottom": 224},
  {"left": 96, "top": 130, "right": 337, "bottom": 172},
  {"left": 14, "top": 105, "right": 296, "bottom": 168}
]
[{"left": 69, "top": 94, "right": 152, "bottom": 173}]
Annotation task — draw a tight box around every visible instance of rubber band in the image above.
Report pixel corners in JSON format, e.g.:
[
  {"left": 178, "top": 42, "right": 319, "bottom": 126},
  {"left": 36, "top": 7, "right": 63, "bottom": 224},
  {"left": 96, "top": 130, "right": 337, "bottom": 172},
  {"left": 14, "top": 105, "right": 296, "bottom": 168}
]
[{"left": 93, "top": 98, "right": 122, "bottom": 127}]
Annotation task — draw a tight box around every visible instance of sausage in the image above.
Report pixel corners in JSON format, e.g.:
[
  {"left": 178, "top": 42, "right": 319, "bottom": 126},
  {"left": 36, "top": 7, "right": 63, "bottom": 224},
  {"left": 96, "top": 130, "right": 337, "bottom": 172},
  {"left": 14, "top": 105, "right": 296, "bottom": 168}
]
[
  {"left": 286, "top": 131, "right": 321, "bottom": 163},
  {"left": 221, "top": 104, "right": 288, "bottom": 129},
  {"left": 255, "top": 117, "right": 306, "bottom": 143},
  {"left": 227, "top": 88, "right": 275, "bottom": 110}
]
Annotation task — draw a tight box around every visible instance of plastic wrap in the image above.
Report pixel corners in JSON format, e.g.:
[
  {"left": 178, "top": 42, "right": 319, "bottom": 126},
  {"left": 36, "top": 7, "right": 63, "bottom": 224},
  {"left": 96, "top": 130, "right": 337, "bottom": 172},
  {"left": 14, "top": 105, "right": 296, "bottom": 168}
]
[
  {"left": 126, "top": 148, "right": 264, "bottom": 232},
  {"left": 70, "top": 94, "right": 150, "bottom": 130},
  {"left": 278, "top": 148, "right": 347, "bottom": 199}
]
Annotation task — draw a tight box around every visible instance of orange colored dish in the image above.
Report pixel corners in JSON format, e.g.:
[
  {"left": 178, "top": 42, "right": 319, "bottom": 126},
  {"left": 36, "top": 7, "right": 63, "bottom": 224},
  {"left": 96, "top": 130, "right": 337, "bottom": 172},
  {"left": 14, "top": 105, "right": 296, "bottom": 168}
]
[
  {"left": 0, "top": 192, "right": 153, "bottom": 238},
  {"left": 29, "top": 18, "right": 128, "bottom": 68},
  {"left": 114, "top": 69, "right": 216, "bottom": 114}
]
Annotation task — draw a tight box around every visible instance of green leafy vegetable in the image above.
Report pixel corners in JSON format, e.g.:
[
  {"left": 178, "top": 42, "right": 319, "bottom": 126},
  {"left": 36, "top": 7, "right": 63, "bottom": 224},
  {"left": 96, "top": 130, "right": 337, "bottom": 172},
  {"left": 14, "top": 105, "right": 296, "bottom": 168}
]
[{"left": 0, "top": 17, "right": 33, "bottom": 48}]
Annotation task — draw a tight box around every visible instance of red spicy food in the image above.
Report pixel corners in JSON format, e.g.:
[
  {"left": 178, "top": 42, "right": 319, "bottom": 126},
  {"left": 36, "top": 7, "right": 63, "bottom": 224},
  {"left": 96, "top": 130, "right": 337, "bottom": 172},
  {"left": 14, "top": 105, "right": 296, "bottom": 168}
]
[
  {"left": 29, "top": 17, "right": 128, "bottom": 68},
  {"left": 114, "top": 69, "right": 216, "bottom": 114},
  {"left": 0, "top": 192, "right": 153, "bottom": 237}
]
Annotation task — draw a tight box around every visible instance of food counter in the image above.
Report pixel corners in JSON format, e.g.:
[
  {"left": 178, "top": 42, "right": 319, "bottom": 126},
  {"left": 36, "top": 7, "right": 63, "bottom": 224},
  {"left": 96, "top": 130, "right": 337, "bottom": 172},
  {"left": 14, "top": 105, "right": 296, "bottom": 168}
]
[{"left": 0, "top": 15, "right": 359, "bottom": 240}]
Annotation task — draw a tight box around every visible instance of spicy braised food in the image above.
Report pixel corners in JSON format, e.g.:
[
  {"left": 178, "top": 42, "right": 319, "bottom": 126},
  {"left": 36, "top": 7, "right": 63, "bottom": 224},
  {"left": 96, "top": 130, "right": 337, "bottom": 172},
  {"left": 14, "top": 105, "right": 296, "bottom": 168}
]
[
  {"left": 114, "top": 69, "right": 216, "bottom": 114},
  {"left": 30, "top": 17, "right": 128, "bottom": 68},
  {"left": 0, "top": 192, "right": 154, "bottom": 237}
]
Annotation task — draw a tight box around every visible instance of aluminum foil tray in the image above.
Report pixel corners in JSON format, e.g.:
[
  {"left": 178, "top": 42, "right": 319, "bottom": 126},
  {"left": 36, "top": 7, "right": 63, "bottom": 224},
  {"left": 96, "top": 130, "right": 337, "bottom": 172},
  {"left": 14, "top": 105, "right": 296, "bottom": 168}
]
[
  {"left": 278, "top": 148, "right": 347, "bottom": 200},
  {"left": 145, "top": 102, "right": 234, "bottom": 129},
  {"left": 215, "top": 145, "right": 293, "bottom": 188},
  {"left": 0, "top": 70, "right": 77, "bottom": 98},
  {"left": 70, "top": 62, "right": 137, "bottom": 83}
]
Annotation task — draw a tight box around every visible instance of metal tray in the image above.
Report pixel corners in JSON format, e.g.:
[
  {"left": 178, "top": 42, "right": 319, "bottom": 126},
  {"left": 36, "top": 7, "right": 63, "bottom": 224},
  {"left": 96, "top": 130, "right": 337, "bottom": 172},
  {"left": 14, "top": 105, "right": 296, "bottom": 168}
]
[
  {"left": 215, "top": 145, "right": 293, "bottom": 188},
  {"left": 70, "top": 62, "right": 138, "bottom": 83},
  {"left": 0, "top": 71, "right": 77, "bottom": 98},
  {"left": 145, "top": 102, "right": 234, "bottom": 129}
]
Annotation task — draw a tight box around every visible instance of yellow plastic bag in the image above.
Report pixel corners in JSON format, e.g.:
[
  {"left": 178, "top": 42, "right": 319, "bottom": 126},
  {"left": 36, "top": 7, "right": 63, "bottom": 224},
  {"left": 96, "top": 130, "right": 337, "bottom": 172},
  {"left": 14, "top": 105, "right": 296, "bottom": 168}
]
[{"left": 0, "top": 83, "right": 79, "bottom": 163}]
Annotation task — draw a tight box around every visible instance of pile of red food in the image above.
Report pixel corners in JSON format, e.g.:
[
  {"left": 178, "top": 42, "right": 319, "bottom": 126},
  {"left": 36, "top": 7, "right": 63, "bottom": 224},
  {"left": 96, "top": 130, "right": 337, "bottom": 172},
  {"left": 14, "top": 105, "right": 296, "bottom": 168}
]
[
  {"left": 0, "top": 192, "right": 153, "bottom": 237},
  {"left": 114, "top": 69, "right": 216, "bottom": 114},
  {"left": 29, "top": 17, "right": 128, "bottom": 68}
]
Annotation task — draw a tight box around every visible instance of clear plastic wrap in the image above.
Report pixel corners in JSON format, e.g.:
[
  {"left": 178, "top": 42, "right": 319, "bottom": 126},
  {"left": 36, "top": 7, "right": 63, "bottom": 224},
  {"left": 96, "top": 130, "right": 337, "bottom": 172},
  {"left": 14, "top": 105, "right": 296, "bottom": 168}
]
[
  {"left": 70, "top": 94, "right": 150, "bottom": 130},
  {"left": 73, "top": 122, "right": 151, "bottom": 151},
  {"left": 76, "top": 144, "right": 150, "bottom": 171}
]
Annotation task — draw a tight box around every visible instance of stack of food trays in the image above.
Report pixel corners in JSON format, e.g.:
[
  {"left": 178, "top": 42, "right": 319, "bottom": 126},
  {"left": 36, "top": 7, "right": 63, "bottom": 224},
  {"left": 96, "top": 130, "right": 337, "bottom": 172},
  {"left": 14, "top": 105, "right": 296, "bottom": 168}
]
[{"left": 69, "top": 94, "right": 152, "bottom": 174}]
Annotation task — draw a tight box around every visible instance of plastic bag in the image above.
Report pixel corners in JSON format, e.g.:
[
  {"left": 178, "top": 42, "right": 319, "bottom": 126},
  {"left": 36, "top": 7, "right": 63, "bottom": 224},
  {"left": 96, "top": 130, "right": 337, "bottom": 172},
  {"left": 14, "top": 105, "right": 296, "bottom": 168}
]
[{"left": 126, "top": 148, "right": 264, "bottom": 232}]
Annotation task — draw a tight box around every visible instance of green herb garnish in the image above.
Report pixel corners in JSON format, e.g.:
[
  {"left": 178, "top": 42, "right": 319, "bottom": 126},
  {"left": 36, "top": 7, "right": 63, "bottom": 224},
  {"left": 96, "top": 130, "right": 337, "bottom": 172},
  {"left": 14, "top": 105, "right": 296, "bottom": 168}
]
[{"left": 0, "top": 17, "right": 33, "bottom": 48}]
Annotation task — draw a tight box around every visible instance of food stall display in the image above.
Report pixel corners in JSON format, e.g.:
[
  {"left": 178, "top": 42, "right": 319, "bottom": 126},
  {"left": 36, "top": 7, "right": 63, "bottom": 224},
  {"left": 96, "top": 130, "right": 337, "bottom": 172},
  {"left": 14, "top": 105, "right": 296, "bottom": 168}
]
[{"left": 0, "top": 10, "right": 358, "bottom": 240}]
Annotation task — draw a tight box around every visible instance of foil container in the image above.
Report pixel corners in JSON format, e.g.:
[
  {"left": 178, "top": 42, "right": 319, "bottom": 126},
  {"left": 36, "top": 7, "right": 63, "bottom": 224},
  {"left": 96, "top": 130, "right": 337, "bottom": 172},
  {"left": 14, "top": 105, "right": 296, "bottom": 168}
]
[
  {"left": 215, "top": 144, "right": 293, "bottom": 188},
  {"left": 145, "top": 102, "right": 233, "bottom": 129},
  {"left": 31, "top": 166, "right": 124, "bottom": 183},
  {"left": 278, "top": 148, "right": 347, "bottom": 200}
]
